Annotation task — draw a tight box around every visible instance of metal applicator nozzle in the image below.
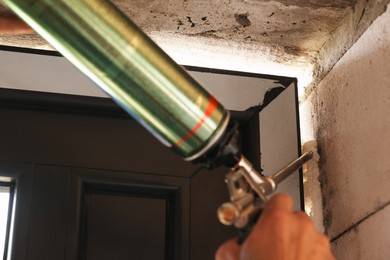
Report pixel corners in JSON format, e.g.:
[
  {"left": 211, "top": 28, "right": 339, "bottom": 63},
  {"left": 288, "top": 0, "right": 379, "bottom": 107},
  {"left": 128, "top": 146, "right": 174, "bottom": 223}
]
[{"left": 218, "top": 151, "right": 314, "bottom": 228}]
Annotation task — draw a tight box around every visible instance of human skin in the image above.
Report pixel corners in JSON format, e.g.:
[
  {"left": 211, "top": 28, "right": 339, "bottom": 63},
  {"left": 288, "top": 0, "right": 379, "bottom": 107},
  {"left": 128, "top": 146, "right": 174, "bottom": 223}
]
[
  {"left": 215, "top": 193, "right": 335, "bottom": 260},
  {"left": 0, "top": 14, "right": 32, "bottom": 34}
]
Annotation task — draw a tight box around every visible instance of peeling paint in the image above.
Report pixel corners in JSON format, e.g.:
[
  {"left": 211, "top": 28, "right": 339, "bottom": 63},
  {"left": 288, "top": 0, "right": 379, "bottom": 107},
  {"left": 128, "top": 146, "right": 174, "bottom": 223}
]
[
  {"left": 234, "top": 12, "right": 251, "bottom": 27},
  {"left": 186, "top": 16, "right": 196, "bottom": 27}
]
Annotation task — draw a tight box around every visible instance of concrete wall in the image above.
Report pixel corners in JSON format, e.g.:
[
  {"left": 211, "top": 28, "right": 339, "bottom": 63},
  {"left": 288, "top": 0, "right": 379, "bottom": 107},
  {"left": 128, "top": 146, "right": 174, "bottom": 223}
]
[{"left": 301, "top": 4, "right": 390, "bottom": 259}]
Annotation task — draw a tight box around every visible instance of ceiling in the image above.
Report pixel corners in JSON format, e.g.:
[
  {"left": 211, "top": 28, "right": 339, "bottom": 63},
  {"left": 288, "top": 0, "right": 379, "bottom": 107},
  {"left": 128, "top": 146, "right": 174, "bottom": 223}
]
[{"left": 0, "top": 0, "right": 388, "bottom": 97}]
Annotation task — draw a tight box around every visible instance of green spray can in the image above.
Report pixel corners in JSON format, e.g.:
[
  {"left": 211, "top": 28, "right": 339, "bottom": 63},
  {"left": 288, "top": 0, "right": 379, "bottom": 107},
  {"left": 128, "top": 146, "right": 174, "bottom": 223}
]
[{"left": 4, "top": 0, "right": 230, "bottom": 162}]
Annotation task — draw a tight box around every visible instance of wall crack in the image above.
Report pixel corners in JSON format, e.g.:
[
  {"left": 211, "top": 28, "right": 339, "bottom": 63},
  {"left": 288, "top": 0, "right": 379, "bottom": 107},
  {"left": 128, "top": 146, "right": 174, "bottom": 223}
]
[{"left": 330, "top": 199, "right": 390, "bottom": 243}]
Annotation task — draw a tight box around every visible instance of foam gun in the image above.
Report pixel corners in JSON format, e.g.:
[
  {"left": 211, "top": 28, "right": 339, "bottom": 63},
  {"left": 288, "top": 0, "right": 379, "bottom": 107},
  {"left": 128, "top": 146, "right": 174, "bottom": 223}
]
[{"left": 3, "top": 0, "right": 312, "bottom": 238}]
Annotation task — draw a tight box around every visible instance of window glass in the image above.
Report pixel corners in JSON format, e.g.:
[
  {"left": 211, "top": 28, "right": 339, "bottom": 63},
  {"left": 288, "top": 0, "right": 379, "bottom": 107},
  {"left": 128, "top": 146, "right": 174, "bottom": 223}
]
[{"left": 0, "top": 185, "right": 11, "bottom": 258}]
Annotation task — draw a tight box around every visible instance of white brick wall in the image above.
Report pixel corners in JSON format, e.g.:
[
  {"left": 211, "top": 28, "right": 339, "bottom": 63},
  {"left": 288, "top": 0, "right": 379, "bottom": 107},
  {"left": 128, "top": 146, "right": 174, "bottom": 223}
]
[
  {"left": 332, "top": 204, "right": 390, "bottom": 260},
  {"left": 301, "top": 4, "right": 390, "bottom": 259}
]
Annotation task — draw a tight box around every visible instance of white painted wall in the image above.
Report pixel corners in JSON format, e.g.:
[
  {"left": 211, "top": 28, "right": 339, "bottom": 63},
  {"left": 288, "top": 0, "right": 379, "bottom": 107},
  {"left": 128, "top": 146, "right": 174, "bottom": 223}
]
[{"left": 301, "top": 3, "right": 390, "bottom": 258}]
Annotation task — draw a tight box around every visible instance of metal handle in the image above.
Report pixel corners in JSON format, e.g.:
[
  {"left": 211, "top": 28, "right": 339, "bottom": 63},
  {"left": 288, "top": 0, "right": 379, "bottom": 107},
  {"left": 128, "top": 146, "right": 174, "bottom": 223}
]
[{"left": 218, "top": 151, "right": 314, "bottom": 228}]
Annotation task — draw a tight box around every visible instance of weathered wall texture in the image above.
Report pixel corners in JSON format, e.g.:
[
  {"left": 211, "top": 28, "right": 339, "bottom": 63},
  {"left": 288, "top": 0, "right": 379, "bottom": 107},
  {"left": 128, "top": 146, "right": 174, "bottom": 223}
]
[
  {"left": 3, "top": 0, "right": 389, "bottom": 98},
  {"left": 301, "top": 3, "right": 390, "bottom": 258},
  {"left": 2, "top": 1, "right": 390, "bottom": 257}
]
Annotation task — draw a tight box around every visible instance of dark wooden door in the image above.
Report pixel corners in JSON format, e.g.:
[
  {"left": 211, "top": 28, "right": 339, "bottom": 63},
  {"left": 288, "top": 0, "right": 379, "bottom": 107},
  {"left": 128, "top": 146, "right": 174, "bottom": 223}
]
[{"left": 0, "top": 89, "right": 259, "bottom": 259}]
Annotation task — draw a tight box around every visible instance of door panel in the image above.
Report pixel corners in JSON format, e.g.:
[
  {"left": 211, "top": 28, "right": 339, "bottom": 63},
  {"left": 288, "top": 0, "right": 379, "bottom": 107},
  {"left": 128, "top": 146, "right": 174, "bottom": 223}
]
[
  {"left": 25, "top": 166, "right": 70, "bottom": 259},
  {"left": 0, "top": 90, "right": 244, "bottom": 259},
  {"left": 73, "top": 168, "right": 190, "bottom": 260},
  {"left": 85, "top": 193, "right": 167, "bottom": 259},
  {"left": 190, "top": 167, "right": 233, "bottom": 260},
  {"left": 0, "top": 101, "right": 198, "bottom": 177}
]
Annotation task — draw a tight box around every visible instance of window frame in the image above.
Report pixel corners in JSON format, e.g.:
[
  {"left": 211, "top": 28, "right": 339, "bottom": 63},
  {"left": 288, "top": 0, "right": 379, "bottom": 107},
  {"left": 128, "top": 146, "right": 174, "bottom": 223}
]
[{"left": 0, "top": 181, "right": 15, "bottom": 260}]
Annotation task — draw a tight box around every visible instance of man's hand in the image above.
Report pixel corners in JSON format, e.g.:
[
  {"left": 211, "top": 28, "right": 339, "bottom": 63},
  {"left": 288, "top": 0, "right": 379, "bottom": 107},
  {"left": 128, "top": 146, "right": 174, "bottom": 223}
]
[
  {"left": 0, "top": 14, "right": 32, "bottom": 34},
  {"left": 216, "top": 193, "right": 335, "bottom": 260}
]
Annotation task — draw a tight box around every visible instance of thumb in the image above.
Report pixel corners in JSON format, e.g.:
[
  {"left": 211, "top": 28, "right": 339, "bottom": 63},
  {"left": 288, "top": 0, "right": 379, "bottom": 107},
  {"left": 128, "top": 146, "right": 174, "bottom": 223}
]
[
  {"left": 0, "top": 15, "right": 32, "bottom": 34},
  {"left": 215, "top": 238, "right": 240, "bottom": 260}
]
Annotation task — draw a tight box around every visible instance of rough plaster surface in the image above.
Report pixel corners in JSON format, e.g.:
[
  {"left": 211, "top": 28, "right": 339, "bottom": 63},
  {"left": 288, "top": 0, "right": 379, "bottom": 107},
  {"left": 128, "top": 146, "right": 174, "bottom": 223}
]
[
  {"left": 1, "top": 0, "right": 389, "bottom": 97},
  {"left": 331, "top": 204, "right": 390, "bottom": 259},
  {"left": 308, "top": 0, "right": 390, "bottom": 99},
  {"left": 303, "top": 4, "right": 390, "bottom": 256},
  {"left": 0, "top": 0, "right": 354, "bottom": 58}
]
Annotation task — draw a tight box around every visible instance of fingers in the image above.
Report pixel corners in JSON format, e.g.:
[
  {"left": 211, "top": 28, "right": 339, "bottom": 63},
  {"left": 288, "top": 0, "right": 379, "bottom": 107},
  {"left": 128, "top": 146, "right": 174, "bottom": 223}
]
[
  {"left": 0, "top": 15, "right": 32, "bottom": 34},
  {"left": 312, "top": 232, "right": 335, "bottom": 260},
  {"left": 215, "top": 238, "right": 240, "bottom": 260},
  {"left": 293, "top": 211, "right": 317, "bottom": 258},
  {"left": 309, "top": 235, "right": 335, "bottom": 260},
  {"left": 250, "top": 193, "right": 294, "bottom": 236},
  {"left": 294, "top": 211, "right": 314, "bottom": 229},
  {"left": 262, "top": 193, "right": 293, "bottom": 216},
  {"left": 291, "top": 211, "right": 335, "bottom": 260},
  {"left": 217, "top": 193, "right": 335, "bottom": 260}
]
